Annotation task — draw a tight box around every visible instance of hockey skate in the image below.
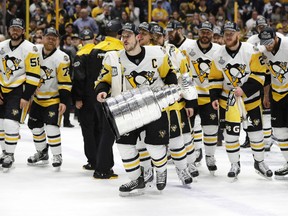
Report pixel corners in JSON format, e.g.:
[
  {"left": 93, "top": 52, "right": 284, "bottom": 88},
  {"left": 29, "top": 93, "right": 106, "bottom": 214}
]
[
  {"left": 27, "top": 147, "right": 49, "bottom": 166},
  {"left": 156, "top": 169, "right": 167, "bottom": 191},
  {"left": 119, "top": 169, "right": 145, "bottom": 197},
  {"left": 176, "top": 167, "right": 193, "bottom": 186},
  {"left": 227, "top": 162, "right": 241, "bottom": 181},
  {"left": 2, "top": 153, "right": 14, "bottom": 172},
  {"left": 0, "top": 150, "right": 6, "bottom": 165},
  {"left": 205, "top": 155, "right": 217, "bottom": 175},
  {"left": 52, "top": 154, "right": 62, "bottom": 171},
  {"left": 274, "top": 163, "right": 288, "bottom": 180},
  {"left": 188, "top": 162, "right": 199, "bottom": 178},
  {"left": 194, "top": 148, "right": 203, "bottom": 166},
  {"left": 254, "top": 160, "right": 273, "bottom": 179},
  {"left": 144, "top": 167, "right": 154, "bottom": 188}
]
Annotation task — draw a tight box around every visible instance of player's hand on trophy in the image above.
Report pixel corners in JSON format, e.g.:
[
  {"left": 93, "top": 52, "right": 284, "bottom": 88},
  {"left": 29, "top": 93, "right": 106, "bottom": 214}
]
[
  {"left": 97, "top": 92, "right": 107, "bottom": 103},
  {"left": 212, "top": 100, "right": 219, "bottom": 110},
  {"left": 186, "top": 108, "right": 194, "bottom": 118},
  {"left": 58, "top": 103, "right": 66, "bottom": 115},
  {"left": 234, "top": 87, "right": 244, "bottom": 97},
  {"left": 20, "top": 98, "right": 29, "bottom": 109},
  {"left": 75, "top": 100, "right": 83, "bottom": 109}
]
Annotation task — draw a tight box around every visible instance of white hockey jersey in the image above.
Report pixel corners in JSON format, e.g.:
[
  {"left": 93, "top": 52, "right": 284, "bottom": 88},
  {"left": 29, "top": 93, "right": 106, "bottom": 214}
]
[
  {"left": 262, "top": 37, "right": 288, "bottom": 101},
  {"left": 246, "top": 32, "right": 284, "bottom": 52},
  {"left": 0, "top": 39, "right": 40, "bottom": 93},
  {"left": 34, "top": 45, "right": 72, "bottom": 107},
  {"left": 185, "top": 40, "right": 221, "bottom": 105},
  {"left": 97, "top": 46, "right": 176, "bottom": 92},
  {"left": 209, "top": 42, "right": 266, "bottom": 111}
]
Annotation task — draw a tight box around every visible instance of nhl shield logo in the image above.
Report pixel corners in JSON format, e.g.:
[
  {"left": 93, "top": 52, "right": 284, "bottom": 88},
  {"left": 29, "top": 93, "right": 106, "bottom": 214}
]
[{"left": 218, "top": 57, "right": 225, "bottom": 65}]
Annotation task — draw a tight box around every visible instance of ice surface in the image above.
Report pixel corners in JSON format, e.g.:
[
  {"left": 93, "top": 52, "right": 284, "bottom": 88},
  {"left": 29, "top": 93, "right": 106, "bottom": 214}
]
[{"left": 0, "top": 116, "right": 287, "bottom": 216}]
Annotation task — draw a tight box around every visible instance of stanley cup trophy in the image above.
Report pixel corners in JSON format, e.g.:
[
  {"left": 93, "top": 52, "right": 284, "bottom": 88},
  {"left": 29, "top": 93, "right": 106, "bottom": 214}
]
[{"left": 102, "top": 73, "right": 197, "bottom": 139}]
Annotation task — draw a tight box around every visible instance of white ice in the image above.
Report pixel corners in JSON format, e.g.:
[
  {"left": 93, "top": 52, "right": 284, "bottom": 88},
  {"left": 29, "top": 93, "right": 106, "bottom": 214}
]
[{"left": 1, "top": 116, "right": 287, "bottom": 216}]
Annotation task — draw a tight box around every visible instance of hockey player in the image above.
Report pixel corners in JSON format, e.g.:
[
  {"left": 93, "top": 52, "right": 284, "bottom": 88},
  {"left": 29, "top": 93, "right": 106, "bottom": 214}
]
[
  {"left": 259, "top": 27, "right": 288, "bottom": 179},
  {"left": 95, "top": 23, "right": 177, "bottom": 196},
  {"left": 166, "top": 20, "right": 202, "bottom": 174},
  {"left": 245, "top": 16, "right": 281, "bottom": 151},
  {"left": 27, "top": 27, "right": 72, "bottom": 170},
  {"left": 208, "top": 22, "right": 273, "bottom": 180},
  {"left": 0, "top": 18, "right": 41, "bottom": 171},
  {"left": 181, "top": 21, "right": 221, "bottom": 174},
  {"left": 151, "top": 25, "right": 197, "bottom": 184},
  {"left": 72, "top": 20, "right": 123, "bottom": 179}
]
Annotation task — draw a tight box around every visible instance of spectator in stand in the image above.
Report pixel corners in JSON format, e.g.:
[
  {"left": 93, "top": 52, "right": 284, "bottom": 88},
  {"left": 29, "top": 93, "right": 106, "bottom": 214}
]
[
  {"left": 95, "top": 3, "right": 113, "bottom": 35},
  {"left": 195, "top": 0, "right": 209, "bottom": 16},
  {"left": 171, "top": 10, "right": 185, "bottom": 26},
  {"left": 126, "top": 0, "right": 140, "bottom": 26},
  {"left": 74, "top": 8, "right": 99, "bottom": 34},
  {"left": 238, "top": 0, "right": 254, "bottom": 24},
  {"left": 91, "top": 0, "right": 104, "bottom": 18},
  {"left": 64, "top": 23, "right": 74, "bottom": 36},
  {"left": 29, "top": 19, "right": 38, "bottom": 41},
  {"left": 33, "top": 6, "right": 47, "bottom": 30},
  {"left": 160, "top": 0, "right": 172, "bottom": 16},
  {"left": 110, "top": 0, "right": 125, "bottom": 20},
  {"left": 72, "top": 33, "right": 82, "bottom": 50},
  {"left": 29, "top": 0, "right": 40, "bottom": 16},
  {"left": 152, "top": 0, "right": 169, "bottom": 28},
  {"left": 15, "top": 0, "right": 26, "bottom": 20},
  {"left": 120, "top": 11, "right": 131, "bottom": 25},
  {"left": 246, "top": 10, "right": 258, "bottom": 30},
  {"left": 6, "top": 3, "right": 17, "bottom": 30},
  {"left": 263, "top": 0, "right": 282, "bottom": 21},
  {"left": 212, "top": 26, "right": 224, "bottom": 45},
  {"left": 32, "top": 35, "right": 43, "bottom": 44}
]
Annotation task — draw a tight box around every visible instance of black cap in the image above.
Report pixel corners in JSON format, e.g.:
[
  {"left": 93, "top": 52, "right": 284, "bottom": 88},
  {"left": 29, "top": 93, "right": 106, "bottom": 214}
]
[
  {"left": 150, "top": 25, "right": 165, "bottom": 35},
  {"left": 213, "top": 26, "right": 222, "bottom": 36},
  {"left": 199, "top": 21, "right": 213, "bottom": 32},
  {"left": 256, "top": 17, "right": 267, "bottom": 27},
  {"left": 166, "top": 20, "right": 182, "bottom": 32},
  {"left": 149, "top": 22, "right": 159, "bottom": 32},
  {"left": 259, "top": 27, "right": 276, "bottom": 45},
  {"left": 44, "top": 27, "right": 59, "bottom": 37},
  {"left": 138, "top": 22, "right": 150, "bottom": 32},
  {"left": 105, "top": 19, "right": 122, "bottom": 33},
  {"left": 79, "top": 29, "right": 94, "bottom": 40},
  {"left": 222, "top": 21, "right": 240, "bottom": 32},
  {"left": 118, "top": 23, "right": 138, "bottom": 35},
  {"left": 71, "top": 33, "right": 80, "bottom": 39},
  {"left": 9, "top": 18, "right": 25, "bottom": 29}
]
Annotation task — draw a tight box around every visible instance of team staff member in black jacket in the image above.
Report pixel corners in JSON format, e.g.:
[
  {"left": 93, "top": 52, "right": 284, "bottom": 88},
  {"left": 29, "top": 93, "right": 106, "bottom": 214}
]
[{"left": 72, "top": 20, "right": 123, "bottom": 179}]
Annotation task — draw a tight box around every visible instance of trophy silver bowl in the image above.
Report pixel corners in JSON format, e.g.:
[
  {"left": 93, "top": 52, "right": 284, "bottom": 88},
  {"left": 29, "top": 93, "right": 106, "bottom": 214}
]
[
  {"left": 102, "top": 73, "right": 197, "bottom": 139},
  {"left": 102, "top": 84, "right": 182, "bottom": 139}
]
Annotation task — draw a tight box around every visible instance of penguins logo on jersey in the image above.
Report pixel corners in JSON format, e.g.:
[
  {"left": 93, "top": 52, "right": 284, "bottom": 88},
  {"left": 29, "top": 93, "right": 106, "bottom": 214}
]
[
  {"left": 125, "top": 71, "right": 155, "bottom": 88},
  {"left": 267, "top": 61, "right": 288, "bottom": 83},
  {"left": 2, "top": 55, "right": 22, "bottom": 79},
  {"left": 158, "top": 130, "right": 167, "bottom": 138},
  {"left": 170, "top": 124, "right": 178, "bottom": 132},
  {"left": 39, "top": 66, "right": 54, "bottom": 86},
  {"left": 223, "top": 63, "right": 247, "bottom": 87},
  {"left": 192, "top": 58, "right": 211, "bottom": 83}
]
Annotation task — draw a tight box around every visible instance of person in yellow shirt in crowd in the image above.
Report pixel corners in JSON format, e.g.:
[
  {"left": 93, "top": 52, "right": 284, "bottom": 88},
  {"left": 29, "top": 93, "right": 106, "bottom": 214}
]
[{"left": 152, "top": 0, "right": 168, "bottom": 28}]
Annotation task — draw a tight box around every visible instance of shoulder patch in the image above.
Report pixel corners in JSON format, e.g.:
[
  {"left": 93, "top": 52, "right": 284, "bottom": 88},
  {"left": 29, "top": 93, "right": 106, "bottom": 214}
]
[
  {"left": 64, "top": 55, "right": 69, "bottom": 61},
  {"left": 253, "top": 46, "right": 259, "bottom": 52},
  {"left": 33, "top": 46, "right": 38, "bottom": 52}
]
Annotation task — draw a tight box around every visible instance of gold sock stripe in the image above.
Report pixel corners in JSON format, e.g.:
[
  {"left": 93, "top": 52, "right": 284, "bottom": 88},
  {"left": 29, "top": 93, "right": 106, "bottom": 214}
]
[
  {"left": 250, "top": 142, "right": 265, "bottom": 150},
  {"left": 123, "top": 158, "right": 140, "bottom": 169},
  {"left": 225, "top": 143, "right": 240, "bottom": 150}
]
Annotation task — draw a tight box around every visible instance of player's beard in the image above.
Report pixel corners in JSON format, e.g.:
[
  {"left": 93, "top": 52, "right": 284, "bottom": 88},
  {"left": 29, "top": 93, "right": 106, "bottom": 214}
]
[
  {"left": 199, "top": 36, "right": 212, "bottom": 44},
  {"left": 9, "top": 33, "right": 23, "bottom": 41},
  {"left": 225, "top": 37, "right": 238, "bottom": 48},
  {"left": 169, "top": 31, "right": 181, "bottom": 45}
]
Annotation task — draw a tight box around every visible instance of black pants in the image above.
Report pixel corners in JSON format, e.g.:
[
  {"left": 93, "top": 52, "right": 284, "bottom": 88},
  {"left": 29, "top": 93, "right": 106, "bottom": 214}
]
[
  {"left": 94, "top": 101, "right": 115, "bottom": 172},
  {"left": 79, "top": 99, "right": 115, "bottom": 172}
]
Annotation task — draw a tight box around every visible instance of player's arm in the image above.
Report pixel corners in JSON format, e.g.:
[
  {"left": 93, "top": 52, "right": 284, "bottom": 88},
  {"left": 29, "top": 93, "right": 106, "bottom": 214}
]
[{"left": 240, "top": 52, "right": 266, "bottom": 98}]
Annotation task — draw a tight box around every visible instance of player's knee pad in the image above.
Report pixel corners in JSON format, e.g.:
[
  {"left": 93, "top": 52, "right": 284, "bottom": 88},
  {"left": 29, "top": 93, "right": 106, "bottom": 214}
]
[
  {"left": 32, "top": 127, "right": 45, "bottom": 136},
  {"left": 45, "top": 124, "right": 60, "bottom": 136},
  {"left": 202, "top": 125, "right": 218, "bottom": 136},
  {"left": 273, "top": 128, "right": 288, "bottom": 140},
  {"left": 248, "top": 131, "right": 264, "bottom": 143},
  {"left": 4, "top": 119, "right": 19, "bottom": 134}
]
